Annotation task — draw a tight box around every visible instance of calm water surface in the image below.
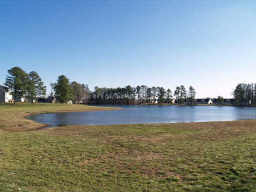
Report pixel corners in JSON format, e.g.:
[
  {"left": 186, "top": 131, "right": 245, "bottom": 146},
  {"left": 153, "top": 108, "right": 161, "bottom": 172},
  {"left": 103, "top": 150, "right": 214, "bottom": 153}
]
[{"left": 29, "top": 105, "right": 256, "bottom": 127}]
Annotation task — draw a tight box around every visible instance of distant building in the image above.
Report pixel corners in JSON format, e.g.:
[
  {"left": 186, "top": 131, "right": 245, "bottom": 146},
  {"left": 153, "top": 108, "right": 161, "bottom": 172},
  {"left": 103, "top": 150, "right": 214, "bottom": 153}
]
[
  {"left": 223, "top": 98, "right": 235, "bottom": 105},
  {"left": 153, "top": 95, "right": 159, "bottom": 104},
  {"left": 0, "top": 85, "right": 13, "bottom": 103},
  {"left": 16, "top": 97, "right": 26, "bottom": 103},
  {"left": 196, "top": 98, "right": 235, "bottom": 105},
  {"left": 208, "top": 99, "right": 213, "bottom": 105},
  {"left": 37, "top": 96, "right": 56, "bottom": 103},
  {"left": 196, "top": 98, "right": 214, "bottom": 105}
]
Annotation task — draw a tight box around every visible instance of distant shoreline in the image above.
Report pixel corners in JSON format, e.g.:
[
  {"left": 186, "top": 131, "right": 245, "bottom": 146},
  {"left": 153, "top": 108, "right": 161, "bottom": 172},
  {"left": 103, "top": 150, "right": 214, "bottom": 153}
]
[{"left": 89, "top": 103, "right": 255, "bottom": 107}]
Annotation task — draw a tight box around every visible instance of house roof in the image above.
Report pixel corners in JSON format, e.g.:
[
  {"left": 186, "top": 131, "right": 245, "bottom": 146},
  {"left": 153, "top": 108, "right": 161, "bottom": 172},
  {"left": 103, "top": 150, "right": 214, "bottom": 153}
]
[{"left": 0, "top": 85, "right": 9, "bottom": 91}]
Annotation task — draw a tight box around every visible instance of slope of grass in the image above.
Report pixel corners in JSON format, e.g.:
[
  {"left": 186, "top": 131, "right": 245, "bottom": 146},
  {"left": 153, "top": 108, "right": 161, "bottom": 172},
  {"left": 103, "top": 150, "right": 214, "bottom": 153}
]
[{"left": 0, "top": 104, "right": 256, "bottom": 191}]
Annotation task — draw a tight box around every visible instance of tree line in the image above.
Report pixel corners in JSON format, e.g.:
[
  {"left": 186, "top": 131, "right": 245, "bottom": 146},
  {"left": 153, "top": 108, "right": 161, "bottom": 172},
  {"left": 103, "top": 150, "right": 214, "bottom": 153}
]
[
  {"left": 90, "top": 85, "right": 196, "bottom": 105},
  {"left": 233, "top": 83, "right": 256, "bottom": 105},
  {"left": 4, "top": 67, "right": 89, "bottom": 104},
  {"left": 5, "top": 67, "right": 46, "bottom": 103},
  {"left": 51, "top": 75, "right": 90, "bottom": 104},
  {"left": 3, "top": 66, "right": 196, "bottom": 105}
]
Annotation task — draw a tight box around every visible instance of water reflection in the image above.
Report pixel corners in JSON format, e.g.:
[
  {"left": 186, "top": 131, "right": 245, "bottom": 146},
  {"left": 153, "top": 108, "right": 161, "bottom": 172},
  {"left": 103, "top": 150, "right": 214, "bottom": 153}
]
[{"left": 29, "top": 105, "right": 256, "bottom": 127}]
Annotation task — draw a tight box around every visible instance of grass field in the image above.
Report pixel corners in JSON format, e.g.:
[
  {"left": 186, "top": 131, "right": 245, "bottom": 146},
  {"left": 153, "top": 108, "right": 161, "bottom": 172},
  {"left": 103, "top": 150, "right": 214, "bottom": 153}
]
[{"left": 1, "top": 104, "right": 256, "bottom": 191}]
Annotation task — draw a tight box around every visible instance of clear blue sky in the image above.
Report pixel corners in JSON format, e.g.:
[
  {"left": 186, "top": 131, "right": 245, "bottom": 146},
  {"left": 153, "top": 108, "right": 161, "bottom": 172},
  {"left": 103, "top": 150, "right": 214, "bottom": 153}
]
[{"left": 1, "top": 0, "right": 256, "bottom": 98}]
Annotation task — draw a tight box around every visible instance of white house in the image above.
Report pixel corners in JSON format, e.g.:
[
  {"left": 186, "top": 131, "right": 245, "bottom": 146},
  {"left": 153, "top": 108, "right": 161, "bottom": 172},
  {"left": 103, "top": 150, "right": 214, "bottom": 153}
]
[
  {"left": 150, "top": 95, "right": 159, "bottom": 104},
  {"left": 16, "top": 97, "right": 25, "bottom": 103},
  {"left": 208, "top": 99, "right": 213, "bottom": 105},
  {"left": 154, "top": 96, "right": 158, "bottom": 104},
  {"left": 0, "top": 85, "right": 13, "bottom": 103}
]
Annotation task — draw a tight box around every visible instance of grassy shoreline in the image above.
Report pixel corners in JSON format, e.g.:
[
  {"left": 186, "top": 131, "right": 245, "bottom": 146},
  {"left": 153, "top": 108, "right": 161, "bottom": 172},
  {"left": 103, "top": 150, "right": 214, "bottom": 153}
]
[{"left": 1, "top": 104, "right": 256, "bottom": 191}]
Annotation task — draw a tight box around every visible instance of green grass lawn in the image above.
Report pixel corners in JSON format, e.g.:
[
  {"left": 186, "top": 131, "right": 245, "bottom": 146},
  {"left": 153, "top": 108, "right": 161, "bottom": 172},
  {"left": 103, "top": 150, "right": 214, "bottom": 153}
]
[{"left": 0, "top": 104, "right": 256, "bottom": 191}]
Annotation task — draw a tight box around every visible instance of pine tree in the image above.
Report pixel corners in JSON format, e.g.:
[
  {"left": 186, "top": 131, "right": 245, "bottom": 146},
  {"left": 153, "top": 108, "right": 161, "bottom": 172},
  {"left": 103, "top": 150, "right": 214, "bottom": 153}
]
[{"left": 54, "top": 75, "right": 73, "bottom": 103}]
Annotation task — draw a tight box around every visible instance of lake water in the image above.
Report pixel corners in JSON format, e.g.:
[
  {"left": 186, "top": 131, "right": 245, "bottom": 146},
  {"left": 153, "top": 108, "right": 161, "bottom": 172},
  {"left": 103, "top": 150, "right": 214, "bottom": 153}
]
[{"left": 28, "top": 105, "right": 256, "bottom": 127}]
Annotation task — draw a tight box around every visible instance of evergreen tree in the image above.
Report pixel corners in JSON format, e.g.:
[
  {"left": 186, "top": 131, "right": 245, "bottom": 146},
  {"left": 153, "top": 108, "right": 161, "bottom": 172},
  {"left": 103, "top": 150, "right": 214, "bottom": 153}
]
[
  {"left": 233, "top": 84, "right": 246, "bottom": 105},
  {"left": 27, "top": 71, "right": 46, "bottom": 102},
  {"left": 71, "top": 81, "right": 87, "bottom": 104},
  {"left": 180, "top": 85, "right": 187, "bottom": 104},
  {"left": 54, "top": 75, "right": 73, "bottom": 103},
  {"left": 158, "top": 87, "right": 166, "bottom": 103},
  {"left": 5, "top": 67, "right": 29, "bottom": 102},
  {"left": 146, "top": 88, "right": 152, "bottom": 102},
  {"left": 188, "top": 86, "right": 196, "bottom": 105},
  {"left": 167, "top": 89, "right": 172, "bottom": 103},
  {"left": 216, "top": 96, "right": 224, "bottom": 104},
  {"left": 174, "top": 86, "right": 181, "bottom": 104}
]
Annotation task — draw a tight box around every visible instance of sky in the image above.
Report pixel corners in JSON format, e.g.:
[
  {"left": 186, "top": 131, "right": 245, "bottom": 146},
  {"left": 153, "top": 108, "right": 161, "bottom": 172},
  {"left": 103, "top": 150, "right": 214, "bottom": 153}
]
[{"left": 0, "top": 0, "right": 256, "bottom": 98}]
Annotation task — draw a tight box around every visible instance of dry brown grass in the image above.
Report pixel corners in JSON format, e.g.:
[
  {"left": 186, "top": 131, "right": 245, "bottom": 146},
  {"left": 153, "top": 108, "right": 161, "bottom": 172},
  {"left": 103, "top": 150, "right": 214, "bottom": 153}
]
[{"left": 46, "top": 120, "right": 256, "bottom": 142}]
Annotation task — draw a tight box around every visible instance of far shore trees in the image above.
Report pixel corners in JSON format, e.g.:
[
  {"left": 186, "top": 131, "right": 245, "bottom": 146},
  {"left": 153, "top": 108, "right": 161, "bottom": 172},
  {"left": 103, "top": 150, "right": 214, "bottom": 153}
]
[
  {"left": 3, "top": 67, "right": 199, "bottom": 105},
  {"left": 174, "top": 85, "right": 196, "bottom": 105},
  {"left": 233, "top": 83, "right": 256, "bottom": 105},
  {"left": 51, "top": 78, "right": 90, "bottom": 104},
  {"left": 27, "top": 71, "right": 46, "bottom": 102},
  {"left": 175, "top": 85, "right": 188, "bottom": 104},
  {"left": 216, "top": 96, "right": 224, "bottom": 104},
  {"left": 54, "top": 75, "right": 73, "bottom": 103},
  {"left": 71, "top": 81, "right": 90, "bottom": 104},
  {"left": 158, "top": 87, "right": 166, "bottom": 103},
  {"left": 188, "top": 86, "right": 196, "bottom": 105},
  {"left": 89, "top": 85, "right": 196, "bottom": 105},
  {"left": 5, "top": 67, "right": 28, "bottom": 102},
  {"left": 166, "top": 89, "right": 172, "bottom": 102},
  {"left": 174, "top": 86, "right": 181, "bottom": 104},
  {"left": 180, "top": 85, "right": 187, "bottom": 104},
  {"left": 146, "top": 88, "right": 152, "bottom": 103},
  {"left": 5, "top": 67, "right": 46, "bottom": 103}
]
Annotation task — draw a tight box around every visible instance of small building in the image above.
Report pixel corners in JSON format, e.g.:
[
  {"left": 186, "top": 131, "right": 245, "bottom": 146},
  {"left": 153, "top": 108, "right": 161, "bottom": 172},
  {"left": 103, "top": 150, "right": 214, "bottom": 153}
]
[
  {"left": 0, "top": 85, "right": 13, "bottom": 103},
  {"left": 153, "top": 95, "right": 159, "bottom": 104},
  {"left": 223, "top": 98, "right": 235, "bottom": 105},
  {"left": 196, "top": 98, "right": 214, "bottom": 105},
  {"left": 208, "top": 99, "right": 213, "bottom": 105},
  {"left": 17, "top": 97, "right": 25, "bottom": 103},
  {"left": 13, "top": 96, "right": 26, "bottom": 103}
]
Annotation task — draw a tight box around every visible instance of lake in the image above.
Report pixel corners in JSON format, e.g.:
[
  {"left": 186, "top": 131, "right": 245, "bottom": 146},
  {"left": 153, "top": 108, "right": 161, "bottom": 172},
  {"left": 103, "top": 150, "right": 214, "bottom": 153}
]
[{"left": 28, "top": 105, "right": 256, "bottom": 127}]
